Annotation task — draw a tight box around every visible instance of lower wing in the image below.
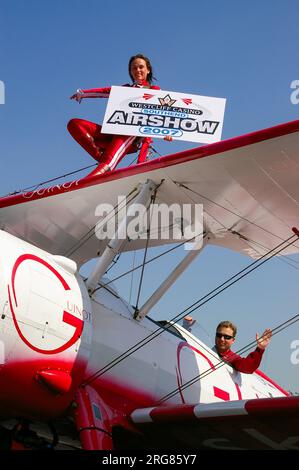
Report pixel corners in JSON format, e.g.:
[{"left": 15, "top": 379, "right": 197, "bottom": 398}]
[{"left": 129, "top": 395, "right": 299, "bottom": 450}]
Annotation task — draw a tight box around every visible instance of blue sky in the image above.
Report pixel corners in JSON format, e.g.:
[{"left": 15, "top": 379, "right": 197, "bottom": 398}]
[{"left": 1, "top": 0, "right": 299, "bottom": 392}]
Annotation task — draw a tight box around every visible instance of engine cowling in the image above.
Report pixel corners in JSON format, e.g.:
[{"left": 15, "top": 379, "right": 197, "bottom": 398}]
[{"left": 0, "top": 230, "right": 92, "bottom": 420}]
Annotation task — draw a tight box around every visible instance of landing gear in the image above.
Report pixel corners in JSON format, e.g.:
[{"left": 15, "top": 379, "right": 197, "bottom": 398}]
[
  {"left": 11, "top": 419, "right": 58, "bottom": 450},
  {"left": 74, "top": 386, "right": 114, "bottom": 450}
]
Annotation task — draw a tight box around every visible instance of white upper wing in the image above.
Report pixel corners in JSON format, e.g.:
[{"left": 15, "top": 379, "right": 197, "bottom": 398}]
[{"left": 0, "top": 119, "right": 299, "bottom": 265}]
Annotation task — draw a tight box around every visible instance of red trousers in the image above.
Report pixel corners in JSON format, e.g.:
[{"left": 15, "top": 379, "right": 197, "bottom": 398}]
[{"left": 67, "top": 118, "right": 138, "bottom": 176}]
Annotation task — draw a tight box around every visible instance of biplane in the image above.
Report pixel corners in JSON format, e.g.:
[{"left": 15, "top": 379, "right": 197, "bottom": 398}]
[{"left": 0, "top": 119, "right": 299, "bottom": 450}]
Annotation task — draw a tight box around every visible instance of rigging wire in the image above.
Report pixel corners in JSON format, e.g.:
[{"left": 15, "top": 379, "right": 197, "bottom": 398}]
[
  {"left": 174, "top": 237, "right": 297, "bottom": 321},
  {"left": 98, "top": 229, "right": 299, "bottom": 291},
  {"left": 104, "top": 253, "right": 122, "bottom": 276},
  {"left": 229, "top": 232, "right": 299, "bottom": 271},
  {"left": 97, "top": 181, "right": 299, "bottom": 292},
  {"left": 4, "top": 141, "right": 160, "bottom": 198},
  {"left": 81, "top": 232, "right": 298, "bottom": 386},
  {"left": 158, "top": 313, "right": 299, "bottom": 403},
  {"left": 129, "top": 251, "right": 136, "bottom": 305},
  {"left": 4, "top": 164, "right": 97, "bottom": 197},
  {"left": 94, "top": 232, "right": 201, "bottom": 291},
  {"left": 134, "top": 190, "right": 158, "bottom": 314},
  {"left": 16, "top": 157, "right": 299, "bottom": 392},
  {"left": 63, "top": 186, "right": 139, "bottom": 258},
  {"left": 177, "top": 182, "right": 299, "bottom": 255}
]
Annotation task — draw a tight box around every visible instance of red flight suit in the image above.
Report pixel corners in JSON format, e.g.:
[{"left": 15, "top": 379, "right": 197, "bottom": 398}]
[
  {"left": 68, "top": 80, "right": 160, "bottom": 177},
  {"left": 218, "top": 347, "right": 264, "bottom": 374}
]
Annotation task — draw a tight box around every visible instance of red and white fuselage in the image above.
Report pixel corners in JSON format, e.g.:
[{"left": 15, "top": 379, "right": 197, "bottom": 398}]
[{"left": 0, "top": 230, "right": 286, "bottom": 431}]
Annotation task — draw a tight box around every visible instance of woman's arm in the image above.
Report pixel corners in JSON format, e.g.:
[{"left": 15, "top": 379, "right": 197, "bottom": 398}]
[{"left": 70, "top": 86, "right": 111, "bottom": 102}]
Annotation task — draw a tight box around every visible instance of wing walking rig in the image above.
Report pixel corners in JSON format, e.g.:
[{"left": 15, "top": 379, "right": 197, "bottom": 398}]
[{"left": 0, "top": 119, "right": 299, "bottom": 450}]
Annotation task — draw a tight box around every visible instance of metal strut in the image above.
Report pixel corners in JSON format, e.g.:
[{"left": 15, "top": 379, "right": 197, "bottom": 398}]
[
  {"left": 85, "top": 179, "right": 157, "bottom": 294},
  {"left": 134, "top": 232, "right": 212, "bottom": 321}
]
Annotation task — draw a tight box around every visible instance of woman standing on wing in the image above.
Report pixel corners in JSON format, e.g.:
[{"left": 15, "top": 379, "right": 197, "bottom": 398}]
[{"left": 68, "top": 54, "right": 161, "bottom": 178}]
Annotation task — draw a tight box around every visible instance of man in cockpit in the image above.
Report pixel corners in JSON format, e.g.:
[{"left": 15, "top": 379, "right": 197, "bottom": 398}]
[{"left": 214, "top": 320, "right": 272, "bottom": 373}]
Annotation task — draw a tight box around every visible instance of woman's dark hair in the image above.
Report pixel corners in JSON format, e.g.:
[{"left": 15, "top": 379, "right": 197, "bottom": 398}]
[{"left": 128, "top": 54, "right": 156, "bottom": 84}]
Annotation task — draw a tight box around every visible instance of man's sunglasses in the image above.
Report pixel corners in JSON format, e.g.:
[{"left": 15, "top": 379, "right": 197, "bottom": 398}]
[{"left": 216, "top": 332, "right": 234, "bottom": 340}]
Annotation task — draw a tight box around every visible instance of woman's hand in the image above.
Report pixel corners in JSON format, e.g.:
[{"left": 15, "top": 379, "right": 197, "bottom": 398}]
[
  {"left": 163, "top": 136, "right": 173, "bottom": 142},
  {"left": 70, "top": 89, "right": 84, "bottom": 103}
]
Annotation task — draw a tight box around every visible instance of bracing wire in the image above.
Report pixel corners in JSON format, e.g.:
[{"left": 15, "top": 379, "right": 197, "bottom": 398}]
[
  {"left": 21, "top": 163, "right": 299, "bottom": 392},
  {"left": 94, "top": 231, "right": 201, "bottom": 291},
  {"left": 81, "top": 232, "right": 298, "bottom": 387},
  {"left": 3, "top": 164, "right": 97, "bottom": 197},
  {"left": 134, "top": 190, "right": 158, "bottom": 314},
  {"left": 158, "top": 313, "right": 299, "bottom": 403},
  {"left": 63, "top": 186, "right": 139, "bottom": 258},
  {"left": 177, "top": 182, "right": 299, "bottom": 252}
]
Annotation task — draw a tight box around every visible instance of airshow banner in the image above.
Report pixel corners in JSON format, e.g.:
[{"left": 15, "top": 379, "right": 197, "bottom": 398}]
[{"left": 102, "top": 86, "right": 226, "bottom": 144}]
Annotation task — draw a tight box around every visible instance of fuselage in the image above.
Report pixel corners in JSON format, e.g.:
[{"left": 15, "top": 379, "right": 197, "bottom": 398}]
[
  {"left": 0, "top": 230, "right": 287, "bottom": 422},
  {"left": 0, "top": 230, "right": 92, "bottom": 419}
]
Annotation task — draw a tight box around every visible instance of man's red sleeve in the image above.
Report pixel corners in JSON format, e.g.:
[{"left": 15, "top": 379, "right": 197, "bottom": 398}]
[{"left": 224, "top": 348, "right": 264, "bottom": 373}]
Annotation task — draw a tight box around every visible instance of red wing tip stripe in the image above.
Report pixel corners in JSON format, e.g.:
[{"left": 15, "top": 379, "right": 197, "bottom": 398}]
[
  {"left": 149, "top": 405, "right": 195, "bottom": 422},
  {"left": 131, "top": 401, "right": 249, "bottom": 424},
  {"left": 131, "top": 405, "right": 196, "bottom": 423},
  {"left": 130, "top": 397, "right": 299, "bottom": 425},
  {"left": 245, "top": 396, "right": 299, "bottom": 415}
]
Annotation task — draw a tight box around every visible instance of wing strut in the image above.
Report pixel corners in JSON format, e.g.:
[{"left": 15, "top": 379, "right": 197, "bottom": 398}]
[
  {"left": 134, "top": 231, "right": 212, "bottom": 321},
  {"left": 86, "top": 179, "right": 158, "bottom": 294}
]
